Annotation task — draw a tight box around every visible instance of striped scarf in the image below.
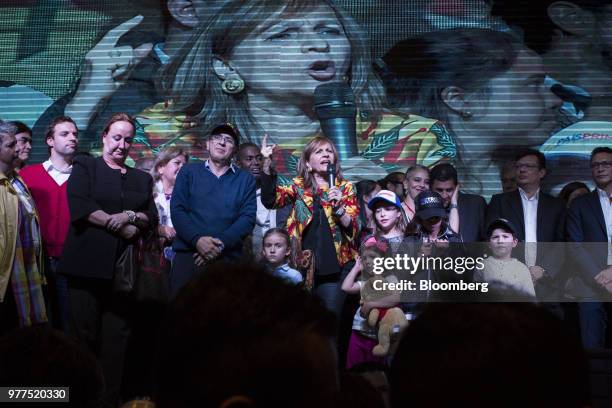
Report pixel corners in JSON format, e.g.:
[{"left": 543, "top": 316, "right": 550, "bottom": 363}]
[{"left": 10, "top": 176, "right": 47, "bottom": 326}]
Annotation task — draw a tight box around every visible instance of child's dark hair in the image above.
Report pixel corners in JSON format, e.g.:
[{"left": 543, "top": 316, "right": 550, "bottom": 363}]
[{"left": 262, "top": 228, "right": 295, "bottom": 268}]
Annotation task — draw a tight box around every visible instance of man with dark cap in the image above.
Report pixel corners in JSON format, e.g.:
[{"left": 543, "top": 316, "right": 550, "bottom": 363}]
[{"left": 170, "top": 123, "right": 256, "bottom": 297}]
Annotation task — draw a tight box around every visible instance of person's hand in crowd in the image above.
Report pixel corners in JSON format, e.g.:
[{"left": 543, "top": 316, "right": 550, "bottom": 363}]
[
  {"left": 65, "top": 15, "right": 154, "bottom": 130},
  {"left": 327, "top": 186, "right": 342, "bottom": 203},
  {"left": 158, "top": 225, "right": 176, "bottom": 241},
  {"left": 193, "top": 253, "right": 206, "bottom": 267},
  {"left": 594, "top": 267, "right": 612, "bottom": 288},
  {"left": 107, "top": 212, "right": 130, "bottom": 232},
  {"left": 529, "top": 265, "right": 546, "bottom": 283},
  {"left": 354, "top": 255, "right": 362, "bottom": 272},
  {"left": 196, "top": 236, "right": 223, "bottom": 260},
  {"left": 119, "top": 224, "right": 140, "bottom": 240},
  {"left": 451, "top": 183, "right": 460, "bottom": 206},
  {"left": 360, "top": 301, "right": 375, "bottom": 318},
  {"left": 260, "top": 134, "right": 276, "bottom": 175}
]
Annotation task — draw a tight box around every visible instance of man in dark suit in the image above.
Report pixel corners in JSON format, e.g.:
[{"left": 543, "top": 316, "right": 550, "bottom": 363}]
[
  {"left": 567, "top": 146, "right": 612, "bottom": 349},
  {"left": 486, "top": 149, "right": 566, "bottom": 303},
  {"left": 430, "top": 163, "right": 487, "bottom": 243}
]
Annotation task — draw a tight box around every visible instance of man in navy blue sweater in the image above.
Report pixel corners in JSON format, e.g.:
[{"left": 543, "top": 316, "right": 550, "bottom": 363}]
[{"left": 170, "top": 124, "right": 256, "bottom": 297}]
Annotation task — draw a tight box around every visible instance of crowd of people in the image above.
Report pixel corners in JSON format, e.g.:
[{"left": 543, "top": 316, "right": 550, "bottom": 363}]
[
  {"left": 0, "top": 112, "right": 610, "bottom": 406},
  {"left": 1, "top": 0, "right": 612, "bottom": 406}
]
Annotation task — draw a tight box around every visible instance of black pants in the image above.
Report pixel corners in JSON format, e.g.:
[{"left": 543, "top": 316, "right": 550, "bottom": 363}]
[
  {"left": 169, "top": 251, "right": 210, "bottom": 299},
  {"left": 67, "top": 276, "right": 131, "bottom": 407},
  {"left": 44, "top": 257, "right": 71, "bottom": 334}
]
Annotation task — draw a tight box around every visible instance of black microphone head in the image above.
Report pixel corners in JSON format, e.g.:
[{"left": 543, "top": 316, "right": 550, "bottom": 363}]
[
  {"left": 327, "top": 162, "right": 335, "bottom": 176},
  {"left": 314, "top": 82, "right": 356, "bottom": 120},
  {"left": 327, "top": 162, "right": 336, "bottom": 186}
]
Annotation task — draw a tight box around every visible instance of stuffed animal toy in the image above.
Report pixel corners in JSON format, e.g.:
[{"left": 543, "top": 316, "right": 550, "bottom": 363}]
[
  {"left": 342, "top": 236, "right": 408, "bottom": 357},
  {"left": 359, "top": 237, "right": 410, "bottom": 357},
  {"left": 367, "top": 306, "right": 409, "bottom": 357}
]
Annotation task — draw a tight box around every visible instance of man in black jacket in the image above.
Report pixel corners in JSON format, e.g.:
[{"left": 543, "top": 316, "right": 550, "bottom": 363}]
[
  {"left": 567, "top": 146, "right": 612, "bottom": 348},
  {"left": 430, "top": 162, "right": 487, "bottom": 243},
  {"left": 487, "top": 149, "right": 566, "bottom": 303}
]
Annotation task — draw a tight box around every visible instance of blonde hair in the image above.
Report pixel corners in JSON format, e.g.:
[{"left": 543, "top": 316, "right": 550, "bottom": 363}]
[
  {"left": 151, "top": 147, "right": 189, "bottom": 181},
  {"left": 297, "top": 136, "right": 343, "bottom": 190},
  {"left": 159, "top": 0, "right": 386, "bottom": 144}
]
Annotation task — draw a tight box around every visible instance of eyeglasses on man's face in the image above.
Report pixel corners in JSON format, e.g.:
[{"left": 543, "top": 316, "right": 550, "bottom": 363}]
[
  {"left": 590, "top": 161, "right": 612, "bottom": 169},
  {"left": 211, "top": 134, "right": 235, "bottom": 146}
]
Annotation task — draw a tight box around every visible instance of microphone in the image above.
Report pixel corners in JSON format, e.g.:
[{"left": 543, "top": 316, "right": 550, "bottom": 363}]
[
  {"left": 327, "top": 162, "right": 336, "bottom": 205},
  {"left": 327, "top": 162, "right": 336, "bottom": 188},
  {"left": 314, "top": 82, "right": 358, "bottom": 160}
]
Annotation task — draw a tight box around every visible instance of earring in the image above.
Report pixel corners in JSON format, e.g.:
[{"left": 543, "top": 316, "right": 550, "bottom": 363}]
[
  {"left": 461, "top": 110, "right": 473, "bottom": 119},
  {"left": 221, "top": 72, "right": 245, "bottom": 94}
]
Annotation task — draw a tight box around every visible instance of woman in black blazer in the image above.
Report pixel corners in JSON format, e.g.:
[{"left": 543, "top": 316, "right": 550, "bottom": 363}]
[{"left": 60, "top": 113, "right": 157, "bottom": 406}]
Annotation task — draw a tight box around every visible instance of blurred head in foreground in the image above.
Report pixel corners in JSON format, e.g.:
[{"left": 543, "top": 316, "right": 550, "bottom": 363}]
[{"left": 156, "top": 261, "right": 339, "bottom": 408}]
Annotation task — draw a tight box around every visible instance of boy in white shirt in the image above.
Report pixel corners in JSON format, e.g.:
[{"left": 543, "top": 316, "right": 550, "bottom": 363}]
[{"left": 475, "top": 218, "right": 536, "bottom": 298}]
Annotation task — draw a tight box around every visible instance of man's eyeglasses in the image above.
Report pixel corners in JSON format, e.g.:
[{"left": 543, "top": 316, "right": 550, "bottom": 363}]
[
  {"left": 211, "top": 134, "right": 235, "bottom": 146},
  {"left": 590, "top": 161, "right": 612, "bottom": 169}
]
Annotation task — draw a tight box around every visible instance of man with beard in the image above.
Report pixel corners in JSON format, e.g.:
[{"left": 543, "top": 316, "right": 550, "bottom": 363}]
[
  {"left": 0, "top": 120, "right": 47, "bottom": 334},
  {"left": 19, "top": 116, "right": 79, "bottom": 333},
  {"left": 430, "top": 162, "right": 487, "bottom": 243}
]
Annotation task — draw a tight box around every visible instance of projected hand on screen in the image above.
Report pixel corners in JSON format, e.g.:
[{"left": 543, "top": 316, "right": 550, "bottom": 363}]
[{"left": 65, "top": 15, "right": 154, "bottom": 131}]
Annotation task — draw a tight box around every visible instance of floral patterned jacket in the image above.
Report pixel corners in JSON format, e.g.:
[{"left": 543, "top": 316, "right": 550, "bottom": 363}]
[{"left": 261, "top": 174, "right": 359, "bottom": 267}]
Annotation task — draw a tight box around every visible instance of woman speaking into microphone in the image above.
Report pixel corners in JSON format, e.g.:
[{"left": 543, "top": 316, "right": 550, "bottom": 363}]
[{"left": 260, "top": 135, "right": 358, "bottom": 317}]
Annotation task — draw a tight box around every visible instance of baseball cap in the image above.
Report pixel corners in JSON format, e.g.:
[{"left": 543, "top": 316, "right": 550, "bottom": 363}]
[
  {"left": 415, "top": 191, "right": 447, "bottom": 220},
  {"left": 486, "top": 218, "right": 518, "bottom": 238},
  {"left": 210, "top": 123, "right": 240, "bottom": 146},
  {"left": 368, "top": 190, "right": 402, "bottom": 210}
]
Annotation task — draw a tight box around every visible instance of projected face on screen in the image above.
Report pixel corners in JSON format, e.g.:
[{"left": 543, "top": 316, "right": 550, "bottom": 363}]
[
  {"left": 474, "top": 48, "right": 560, "bottom": 145},
  {"left": 222, "top": 4, "right": 351, "bottom": 101}
]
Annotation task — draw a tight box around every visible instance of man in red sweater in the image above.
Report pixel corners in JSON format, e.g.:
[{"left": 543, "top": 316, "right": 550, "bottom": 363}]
[{"left": 20, "top": 116, "right": 78, "bottom": 333}]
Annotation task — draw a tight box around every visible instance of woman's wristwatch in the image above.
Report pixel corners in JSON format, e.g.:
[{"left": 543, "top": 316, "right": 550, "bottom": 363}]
[{"left": 124, "top": 210, "right": 137, "bottom": 224}]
